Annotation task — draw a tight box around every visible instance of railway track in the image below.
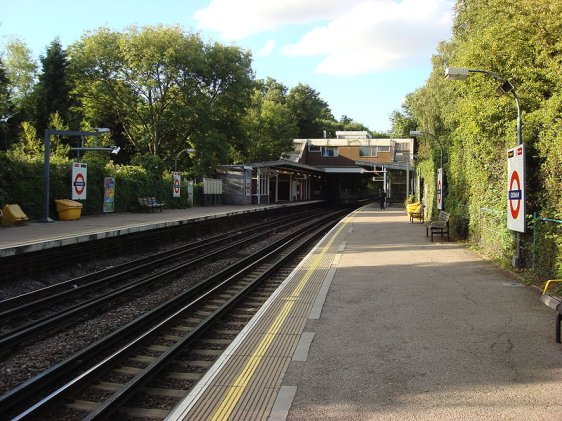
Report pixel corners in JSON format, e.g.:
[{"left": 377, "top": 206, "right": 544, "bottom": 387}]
[
  {"left": 0, "top": 208, "right": 325, "bottom": 350},
  {"left": 0, "top": 207, "right": 350, "bottom": 420}
]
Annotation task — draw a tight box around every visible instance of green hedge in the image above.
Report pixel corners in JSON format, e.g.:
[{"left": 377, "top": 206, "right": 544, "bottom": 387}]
[{"left": 0, "top": 153, "right": 201, "bottom": 219}]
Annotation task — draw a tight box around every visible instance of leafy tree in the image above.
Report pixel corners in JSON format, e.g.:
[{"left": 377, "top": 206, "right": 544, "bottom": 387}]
[
  {"left": 395, "top": 0, "right": 562, "bottom": 276},
  {"left": 0, "top": 58, "right": 14, "bottom": 150},
  {"left": 69, "top": 26, "right": 254, "bottom": 169},
  {"left": 243, "top": 78, "right": 298, "bottom": 162},
  {"left": 1, "top": 39, "right": 38, "bottom": 135},
  {"left": 337, "top": 115, "right": 369, "bottom": 132},
  {"left": 33, "top": 39, "right": 74, "bottom": 133},
  {"left": 287, "top": 83, "right": 334, "bottom": 138},
  {"left": 1, "top": 39, "right": 37, "bottom": 106},
  {"left": 389, "top": 100, "right": 416, "bottom": 138}
]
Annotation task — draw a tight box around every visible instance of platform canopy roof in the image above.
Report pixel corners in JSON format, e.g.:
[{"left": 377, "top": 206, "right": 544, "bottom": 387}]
[{"left": 217, "top": 159, "right": 324, "bottom": 174}]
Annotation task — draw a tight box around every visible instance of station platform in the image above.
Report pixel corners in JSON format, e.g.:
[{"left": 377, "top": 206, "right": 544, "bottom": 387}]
[
  {"left": 0, "top": 201, "right": 320, "bottom": 258},
  {"left": 166, "top": 204, "right": 562, "bottom": 421}
]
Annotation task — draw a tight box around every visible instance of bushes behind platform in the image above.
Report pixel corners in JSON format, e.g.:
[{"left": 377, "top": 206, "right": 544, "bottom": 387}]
[{"left": 0, "top": 152, "right": 198, "bottom": 219}]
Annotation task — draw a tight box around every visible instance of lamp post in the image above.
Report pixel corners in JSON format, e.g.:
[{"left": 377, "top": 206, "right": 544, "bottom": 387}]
[
  {"left": 410, "top": 130, "right": 444, "bottom": 210},
  {"left": 174, "top": 148, "right": 196, "bottom": 172},
  {"left": 445, "top": 67, "right": 523, "bottom": 267},
  {"left": 1, "top": 115, "right": 12, "bottom": 151},
  {"left": 41, "top": 129, "right": 111, "bottom": 222},
  {"left": 445, "top": 67, "right": 521, "bottom": 146}
]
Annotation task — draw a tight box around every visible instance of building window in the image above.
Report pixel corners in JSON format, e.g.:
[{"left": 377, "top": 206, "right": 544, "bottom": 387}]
[
  {"left": 308, "top": 145, "right": 321, "bottom": 152},
  {"left": 377, "top": 146, "right": 390, "bottom": 152},
  {"left": 259, "top": 176, "right": 269, "bottom": 195},
  {"left": 321, "top": 146, "right": 338, "bottom": 157},
  {"left": 359, "top": 146, "right": 377, "bottom": 157}
]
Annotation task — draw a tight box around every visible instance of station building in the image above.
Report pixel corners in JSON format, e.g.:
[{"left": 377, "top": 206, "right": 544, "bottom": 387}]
[{"left": 217, "top": 131, "right": 415, "bottom": 205}]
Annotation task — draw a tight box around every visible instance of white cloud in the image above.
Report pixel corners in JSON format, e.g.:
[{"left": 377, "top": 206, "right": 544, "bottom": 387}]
[
  {"left": 256, "top": 40, "right": 276, "bottom": 57},
  {"left": 194, "top": 0, "right": 365, "bottom": 40},
  {"left": 283, "top": 0, "right": 454, "bottom": 75},
  {"left": 194, "top": 0, "right": 454, "bottom": 75}
]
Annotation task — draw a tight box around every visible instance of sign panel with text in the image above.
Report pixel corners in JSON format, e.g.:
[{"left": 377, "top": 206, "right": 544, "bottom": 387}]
[
  {"left": 437, "top": 168, "right": 443, "bottom": 210},
  {"left": 506, "top": 145, "right": 525, "bottom": 232},
  {"left": 72, "top": 163, "right": 87, "bottom": 200}
]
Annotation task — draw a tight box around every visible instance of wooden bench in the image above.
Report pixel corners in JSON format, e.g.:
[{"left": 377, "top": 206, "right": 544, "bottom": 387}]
[
  {"left": 137, "top": 197, "right": 164, "bottom": 212},
  {"left": 541, "top": 280, "right": 562, "bottom": 343},
  {"left": 408, "top": 203, "right": 425, "bottom": 223},
  {"left": 426, "top": 210, "right": 450, "bottom": 242}
]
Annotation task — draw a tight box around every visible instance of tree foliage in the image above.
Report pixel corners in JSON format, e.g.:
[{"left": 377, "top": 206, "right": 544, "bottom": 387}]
[
  {"left": 399, "top": 0, "right": 561, "bottom": 277},
  {"left": 69, "top": 25, "right": 254, "bottom": 164},
  {"left": 287, "top": 83, "right": 335, "bottom": 138},
  {"left": 33, "top": 39, "right": 74, "bottom": 133},
  {"left": 243, "top": 78, "right": 298, "bottom": 162}
]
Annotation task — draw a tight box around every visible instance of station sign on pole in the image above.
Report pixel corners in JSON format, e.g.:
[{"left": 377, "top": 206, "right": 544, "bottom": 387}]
[
  {"left": 72, "top": 163, "right": 87, "bottom": 200},
  {"left": 437, "top": 168, "right": 443, "bottom": 210},
  {"left": 173, "top": 172, "right": 181, "bottom": 198},
  {"left": 506, "top": 144, "right": 525, "bottom": 233}
]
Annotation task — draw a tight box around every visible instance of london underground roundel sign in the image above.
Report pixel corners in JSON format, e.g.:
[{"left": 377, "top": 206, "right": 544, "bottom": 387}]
[
  {"left": 72, "top": 163, "right": 87, "bottom": 200},
  {"left": 172, "top": 172, "right": 181, "bottom": 198},
  {"left": 506, "top": 145, "right": 525, "bottom": 233}
]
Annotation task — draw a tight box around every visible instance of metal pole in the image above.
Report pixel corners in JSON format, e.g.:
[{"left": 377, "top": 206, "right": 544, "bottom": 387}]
[
  {"left": 439, "top": 140, "right": 444, "bottom": 211},
  {"left": 406, "top": 164, "right": 409, "bottom": 199},
  {"left": 514, "top": 92, "right": 523, "bottom": 267},
  {"left": 40, "top": 129, "right": 108, "bottom": 223},
  {"left": 40, "top": 130, "right": 53, "bottom": 222},
  {"left": 470, "top": 69, "right": 523, "bottom": 267}
]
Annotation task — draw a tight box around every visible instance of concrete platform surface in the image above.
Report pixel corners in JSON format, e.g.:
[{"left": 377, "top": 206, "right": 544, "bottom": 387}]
[
  {"left": 283, "top": 205, "right": 561, "bottom": 420},
  {"left": 0, "top": 202, "right": 313, "bottom": 257}
]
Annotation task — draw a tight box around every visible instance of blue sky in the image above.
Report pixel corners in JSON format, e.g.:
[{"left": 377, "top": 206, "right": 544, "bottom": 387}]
[{"left": 0, "top": 0, "right": 454, "bottom": 132}]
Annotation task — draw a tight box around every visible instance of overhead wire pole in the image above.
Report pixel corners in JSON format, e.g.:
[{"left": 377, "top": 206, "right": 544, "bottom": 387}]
[{"left": 41, "top": 129, "right": 114, "bottom": 222}]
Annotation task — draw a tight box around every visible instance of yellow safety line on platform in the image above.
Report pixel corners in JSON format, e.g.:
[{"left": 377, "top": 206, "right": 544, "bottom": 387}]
[{"left": 209, "top": 215, "right": 351, "bottom": 421}]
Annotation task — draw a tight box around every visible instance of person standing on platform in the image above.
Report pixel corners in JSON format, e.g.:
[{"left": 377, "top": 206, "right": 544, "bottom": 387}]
[{"left": 379, "top": 189, "right": 386, "bottom": 210}]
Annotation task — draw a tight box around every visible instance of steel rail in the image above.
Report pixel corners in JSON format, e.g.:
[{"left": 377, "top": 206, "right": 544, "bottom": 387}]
[
  {"left": 0, "top": 209, "right": 347, "bottom": 418},
  {"left": 0, "top": 210, "right": 316, "bottom": 312},
  {"left": 0, "top": 211, "right": 324, "bottom": 349}
]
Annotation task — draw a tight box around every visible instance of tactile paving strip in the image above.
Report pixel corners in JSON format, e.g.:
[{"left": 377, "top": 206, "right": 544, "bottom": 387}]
[{"left": 166, "top": 211, "right": 358, "bottom": 421}]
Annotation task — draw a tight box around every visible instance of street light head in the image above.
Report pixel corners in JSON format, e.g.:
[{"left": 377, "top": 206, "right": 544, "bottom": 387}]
[
  {"left": 445, "top": 67, "right": 470, "bottom": 80},
  {"left": 409, "top": 131, "right": 423, "bottom": 137},
  {"left": 93, "top": 127, "right": 110, "bottom": 133},
  {"left": 496, "top": 80, "right": 515, "bottom": 96},
  {"left": 110, "top": 146, "right": 121, "bottom": 155}
]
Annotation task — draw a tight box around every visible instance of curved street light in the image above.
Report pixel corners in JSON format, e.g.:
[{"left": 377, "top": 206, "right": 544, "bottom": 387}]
[
  {"left": 445, "top": 67, "right": 521, "bottom": 146},
  {"left": 445, "top": 67, "right": 523, "bottom": 267},
  {"left": 174, "top": 148, "right": 196, "bottom": 172}
]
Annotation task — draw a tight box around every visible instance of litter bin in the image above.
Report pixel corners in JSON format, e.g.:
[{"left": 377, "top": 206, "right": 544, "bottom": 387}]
[
  {"left": 1, "top": 204, "right": 29, "bottom": 226},
  {"left": 55, "top": 199, "right": 83, "bottom": 220}
]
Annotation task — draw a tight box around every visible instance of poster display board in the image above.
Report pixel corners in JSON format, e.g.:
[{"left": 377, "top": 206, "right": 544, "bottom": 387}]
[{"left": 103, "top": 177, "right": 115, "bottom": 213}]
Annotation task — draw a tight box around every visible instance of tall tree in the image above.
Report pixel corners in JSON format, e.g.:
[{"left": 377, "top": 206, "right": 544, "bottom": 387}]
[
  {"left": 33, "top": 38, "right": 74, "bottom": 133},
  {"left": 0, "top": 58, "right": 14, "bottom": 150},
  {"left": 287, "top": 83, "right": 334, "bottom": 138},
  {"left": 1, "top": 39, "right": 37, "bottom": 120},
  {"left": 70, "top": 26, "right": 254, "bottom": 165},
  {"left": 243, "top": 78, "right": 298, "bottom": 162},
  {"left": 389, "top": 99, "right": 417, "bottom": 138}
]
